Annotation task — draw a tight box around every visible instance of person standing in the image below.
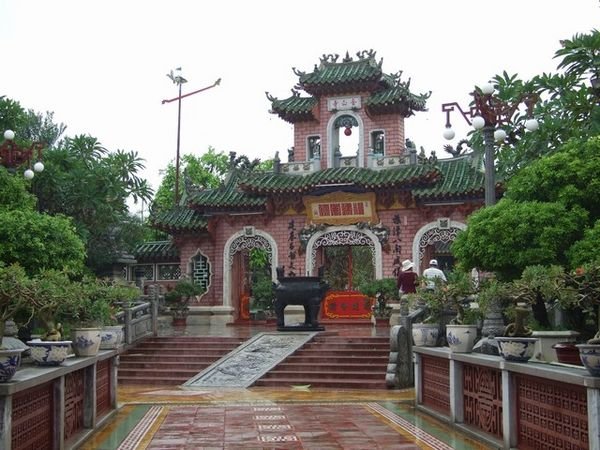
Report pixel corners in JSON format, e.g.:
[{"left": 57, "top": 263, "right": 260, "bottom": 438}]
[
  {"left": 397, "top": 259, "right": 418, "bottom": 294},
  {"left": 422, "top": 259, "right": 447, "bottom": 290}
]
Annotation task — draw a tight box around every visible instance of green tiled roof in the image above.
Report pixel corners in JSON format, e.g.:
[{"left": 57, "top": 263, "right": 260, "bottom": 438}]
[
  {"left": 297, "top": 52, "right": 382, "bottom": 95},
  {"left": 134, "top": 240, "right": 178, "bottom": 261},
  {"left": 366, "top": 85, "right": 429, "bottom": 116},
  {"left": 187, "top": 170, "right": 267, "bottom": 210},
  {"left": 268, "top": 51, "right": 430, "bottom": 121},
  {"left": 413, "top": 155, "right": 486, "bottom": 202},
  {"left": 150, "top": 206, "right": 209, "bottom": 232},
  {"left": 150, "top": 156, "right": 486, "bottom": 234},
  {"left": 267, "top": 92, "right": 318, "bottom": 123},
  {"left": 237, "top": 165, "right": 441, "bottom": 194}
]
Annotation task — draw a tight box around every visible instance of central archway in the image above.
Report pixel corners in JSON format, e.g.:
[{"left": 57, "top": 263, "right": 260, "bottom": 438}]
[{"left": 305, "top": 226, "right": 383, "bottom": 279}]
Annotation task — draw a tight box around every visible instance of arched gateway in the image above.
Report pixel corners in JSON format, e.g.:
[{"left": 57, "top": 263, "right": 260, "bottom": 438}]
[
  {"left": 140, "top": 50, "right": 486, "bottom": 326},
  {"left": 223, "top": 228, "right": 278, "bottom": 321},
  {"left": 305, "top": 226, "right": 383, "bottom": 279}
]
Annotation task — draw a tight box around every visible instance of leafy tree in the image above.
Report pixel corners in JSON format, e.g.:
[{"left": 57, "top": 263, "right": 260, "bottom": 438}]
[
  {"left": 32, "top": 134, "right": 153, "bottom": 273},
  {"left": 452, "top": 200, "right": 587, "bottom": 280},
  {"left": 0, "top": 97, "right": 66, "bottom": 148},
  {"left": 462, "top": 30, "right": 600, "bottom": 178},
  {"left": 506, "top": 136, "right": 600, "bottom": 221},
  {"left": 0, "top": 166, "right": 86, "bottom": 275},
  {"left": 567, "top": 220, "right": 600, "bottom": 267},
  {"left": 452, "top": 30, "right": 600, "bottom": 276},
  {"left": 153, "top": 148, "right": 229, "bottom": 209},
  {"left": 0, "top": 167, "right": 36, "bottom": 211},
  {"left": 1, "top": 97, "right": 154, "bottom": 274},
  {"left": 153, "top": 149, "right": 272, "bottom": 210}
]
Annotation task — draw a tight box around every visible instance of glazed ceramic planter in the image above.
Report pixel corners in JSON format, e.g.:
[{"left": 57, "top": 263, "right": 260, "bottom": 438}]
[
  {"left": 27, "top": 340, "right": 72, "bottom": 366},
  {"left": 100, "top": 325, "right": 124, "bottom": 350},
  {"left": 577, "top": 344, "right": 600, "bottom": 376},
  {"left": 0, "top": 348, "right": 22, "bottom": 382},
  {"left": 552, "top": 342, "right": 583, "bottom": 366},
  {"left": 71, "top": 327, "right": 102, "bottom": 356},
  {"left": 412, "top": 323, "right": 439, "bottom": 347},
  {"left": 446, "top": 324, "right": 478, "bottom": 353},
  {"left": 531, "top": 330, "right": 580, "bottom": 363},
  {"left": 496, "top": 337, "right": 537, "bottom": 362}
]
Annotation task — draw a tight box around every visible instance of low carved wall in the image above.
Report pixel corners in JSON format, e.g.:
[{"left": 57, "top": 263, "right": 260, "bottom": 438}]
[
  {"left": 0, "top": 351, "right": 119, "bottom": 450},
  {"left": 413, "top": 347, "right": 599, "bottom": 450}
]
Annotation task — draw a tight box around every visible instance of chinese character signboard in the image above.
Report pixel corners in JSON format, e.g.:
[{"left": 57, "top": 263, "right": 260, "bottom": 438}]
[
  {"left": 327, "top": 96, "right": 362, "bottom": 112},
  {"left": 303, "top": 192, "right": 378, "bottom": 225}
]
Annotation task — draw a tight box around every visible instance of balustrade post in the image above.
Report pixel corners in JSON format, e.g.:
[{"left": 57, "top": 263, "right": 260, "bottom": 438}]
[
  {"left": 589, "top": 387, "right": 600, "bottom": 450},
  {"left": 54, "top": 376, "right": 65, "bottom": 450},
  {"left": 449, "top": 359, "right": 464, "bottom": 423},
  {"left": 502, "top": 369, "right": 517, "bottom": 449},
  {"left": 0, "top": 396, "right": 11, "bottom": 449},
  {"left": 83, "top": 364, "right": 97, "bottom": 429},
  {"left": 414, "top": 352, "right": 422, "bottom": 404},
  {"left": 125, "top": 308, "right": 133, "bottom": 345}
]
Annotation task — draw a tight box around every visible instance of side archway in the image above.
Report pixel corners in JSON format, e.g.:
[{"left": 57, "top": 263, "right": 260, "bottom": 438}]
[
  {"left": 411, "top": 219, "right": 467, "bottom": 274},
  {"left": 222, "top": 227, "right": 278, "bottom": 309}
]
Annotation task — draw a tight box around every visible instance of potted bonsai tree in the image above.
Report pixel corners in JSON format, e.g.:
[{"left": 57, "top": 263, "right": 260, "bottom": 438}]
[
  {"left": 495, "top": 285, "right": 538, "bottom": 363},
  {"left": 0, "top": 263, "right": 33, "bottom": 381},
  {"left": 99, "top": 279, "right": 140, "bottom": 349},
  {"left": 27, "top": 269, "right": 78, "bottom": 366},
  {"left": 442, "top": 270, "right": 480, "bottom": 353},
  {"left": 495, "top": 265, "right": 581, "bottom": 363},
  {"left": 570, "top": 263, "right": 600, "bottom": 376},
  {"left": 69, "top": 276, "right": 115, "bottom": 357},
  {"left": 164, "top": 278, "right": 205, "bottom": 326},
  {"left": 358, "top": 278, "right": 398, "bottom": 323},
  {"left": 410, "top": 280, "right": 446, "bottom": 347}
]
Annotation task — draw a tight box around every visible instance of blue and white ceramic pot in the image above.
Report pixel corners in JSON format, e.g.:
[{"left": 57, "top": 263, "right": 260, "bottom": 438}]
[
  {"left": 496, "top": 337, "right": 537, "bottom": 362},
  {"left": 0, "top": 348, "right": 22, "bottom": 382},
  {"left": 412, "top": 323, "right": 439, "bottom": 347},
  {"left": 576, "top": 344, "right": 600, "bottom": 376},
  {"left": 71, "top": 328, "right": 102, "bottom": 357},
  {"left": 446, "top": 324, "right": 478, "bottom": 353},
  {"left": 27, "top": 340, "right": 72, "bottom": 366}
]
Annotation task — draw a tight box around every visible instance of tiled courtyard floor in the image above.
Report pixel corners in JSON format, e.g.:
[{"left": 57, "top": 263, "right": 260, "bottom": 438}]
[{"left": 81, "top": 321, "right": 494, "bottom": 449}]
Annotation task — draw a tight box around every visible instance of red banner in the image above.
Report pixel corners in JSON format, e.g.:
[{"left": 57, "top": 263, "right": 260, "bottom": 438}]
[
  {"left": 322, "top": 291, "right": 374, "bottom": 319},
  {"left": 240, "top": 293, "right": 250, "bottom": 320}
]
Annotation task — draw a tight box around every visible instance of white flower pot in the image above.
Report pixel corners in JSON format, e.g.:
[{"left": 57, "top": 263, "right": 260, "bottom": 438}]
[
  {"left": 446, "top": 324, "right": 478, "bottom": 353},
  {"left": 100, "top": 325, "right": 124, "bottom": 350},
  {"left": 71, "top": 327, "right": 102, "bottom": 356},
  {"left": 412, "top": 323, "right": 439, "bottom": 347}
]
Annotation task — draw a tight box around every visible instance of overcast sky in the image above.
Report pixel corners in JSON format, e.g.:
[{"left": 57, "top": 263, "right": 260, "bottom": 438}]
[{"left": 2, "top": 0, "right": 599, "bottom": 213}]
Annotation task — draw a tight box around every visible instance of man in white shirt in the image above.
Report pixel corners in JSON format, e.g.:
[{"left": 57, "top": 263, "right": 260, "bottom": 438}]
[{"left": 422, "top": 259, "right": 447, "bottom": 290}]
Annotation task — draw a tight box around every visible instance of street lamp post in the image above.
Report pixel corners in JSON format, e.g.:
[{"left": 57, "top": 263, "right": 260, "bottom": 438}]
[
  {"left": 442, "top": 82, "right": 539, "bottom": 206},
  {"left": 163, "top": 68, "right": 221, "bottom": 205},
  {"left": 0, "top": 130, "right": 45, "bottom": 179}
]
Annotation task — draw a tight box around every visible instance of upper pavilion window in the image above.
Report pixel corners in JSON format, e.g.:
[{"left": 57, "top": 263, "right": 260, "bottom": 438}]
[
  {"left": 308, "top": 136, "right": 321, "bottom": 160},
  {"left": 371, "top": 130, "right": 385, "bottom": 155},
  {"left": 334, "top": 115, "right": 359, "bottom": 157}
]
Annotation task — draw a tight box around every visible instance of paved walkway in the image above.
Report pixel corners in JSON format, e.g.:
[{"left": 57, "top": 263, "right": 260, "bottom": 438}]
[{"left": 81, "top": 321, "right": 493, "bottom": 449}]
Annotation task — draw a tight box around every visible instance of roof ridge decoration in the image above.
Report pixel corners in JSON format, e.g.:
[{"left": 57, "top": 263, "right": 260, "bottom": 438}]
[
  {"left": 269, "top": 49, "right": 430, "bottom": 120},
  {"left": 320, "top": 53, "right": 340, "bottom": 64}
]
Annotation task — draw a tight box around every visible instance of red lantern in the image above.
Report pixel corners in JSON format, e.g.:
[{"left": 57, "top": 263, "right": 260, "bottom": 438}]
[{"left": 344, "top": 127, "right": 352, "bottom": 136}]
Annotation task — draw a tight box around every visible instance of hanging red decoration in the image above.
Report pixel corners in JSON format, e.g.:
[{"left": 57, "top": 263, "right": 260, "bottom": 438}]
[{"left": 344, "top": 127, "right": 352, "bottom": 136}]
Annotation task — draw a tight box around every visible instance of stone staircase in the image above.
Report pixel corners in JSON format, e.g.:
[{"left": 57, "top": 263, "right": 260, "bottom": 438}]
[
  {"left": 252, "top": 332, "right": 390, "bottom": 389},
  {"left": 117, "top": 336, "right": 246, "bottom": 385}
]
